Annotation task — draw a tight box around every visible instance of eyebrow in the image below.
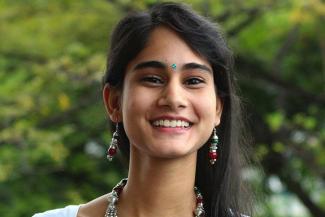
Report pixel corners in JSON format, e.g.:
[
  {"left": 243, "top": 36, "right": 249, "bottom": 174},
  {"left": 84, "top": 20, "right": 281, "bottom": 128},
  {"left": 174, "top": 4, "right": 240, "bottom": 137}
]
[
  {"left": 133, "top": 60, "right": 212, "bottom": 73},
  {"left": 133, "top": 61, "right": 166, "bottom": 71},
  {"left": 182, "top": 62, "right": 212, "bottom": 73}
]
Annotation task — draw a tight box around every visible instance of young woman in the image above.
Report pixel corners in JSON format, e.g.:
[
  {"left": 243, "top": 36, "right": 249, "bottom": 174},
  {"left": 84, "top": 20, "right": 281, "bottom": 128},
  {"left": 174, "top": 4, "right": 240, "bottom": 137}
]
[{"left": 33, "top": 2, "right": 252, "bottom": 217}]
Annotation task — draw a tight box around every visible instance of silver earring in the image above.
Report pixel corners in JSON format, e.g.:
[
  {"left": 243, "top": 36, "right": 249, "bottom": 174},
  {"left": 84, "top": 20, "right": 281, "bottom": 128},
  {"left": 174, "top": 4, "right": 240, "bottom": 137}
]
[
  {"left": 208, "top": 127, "right": 219, "bottom": 165},
  {"left": 107, "top": 123, "right": 119, "bottom": 161}
]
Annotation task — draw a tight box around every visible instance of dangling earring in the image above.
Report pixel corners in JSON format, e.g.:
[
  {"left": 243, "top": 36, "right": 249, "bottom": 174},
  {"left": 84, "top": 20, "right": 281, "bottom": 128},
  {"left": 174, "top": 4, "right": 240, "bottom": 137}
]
[
  {"left": 107, "top": 123, "right": 119, "bottom": 161},
  {"left": 208, "top": 127, "right": 219, "bottom": 165}
]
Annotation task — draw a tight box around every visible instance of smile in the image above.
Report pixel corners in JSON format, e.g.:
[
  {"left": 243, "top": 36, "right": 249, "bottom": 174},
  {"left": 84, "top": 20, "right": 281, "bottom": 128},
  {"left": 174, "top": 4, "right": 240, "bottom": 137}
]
[{"left": 152, "top": 119, "right": 191, "bottom": 128}]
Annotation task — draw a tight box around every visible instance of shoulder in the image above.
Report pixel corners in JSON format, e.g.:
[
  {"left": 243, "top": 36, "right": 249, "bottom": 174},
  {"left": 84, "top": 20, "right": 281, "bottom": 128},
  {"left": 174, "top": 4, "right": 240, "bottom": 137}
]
[
  {"left": 32, "top": 205, "right": 80, "bottom": 217},
  {"left": 77, "top": 194, "right": 109, "bottom": 217}
]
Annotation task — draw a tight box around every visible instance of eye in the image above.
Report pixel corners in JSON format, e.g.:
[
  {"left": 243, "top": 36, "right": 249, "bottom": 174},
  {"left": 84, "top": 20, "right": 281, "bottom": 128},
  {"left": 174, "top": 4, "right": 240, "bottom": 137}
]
[
  {"left": 184, "top": 77, "right": 205, "bottom": 86},
  {"left": 140, "top": 75, "right": 164, "bottom": 85}
]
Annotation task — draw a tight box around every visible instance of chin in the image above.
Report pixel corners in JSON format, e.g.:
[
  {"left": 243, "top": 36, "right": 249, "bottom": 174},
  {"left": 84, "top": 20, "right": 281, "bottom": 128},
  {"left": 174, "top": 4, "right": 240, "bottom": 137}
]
[{"left": 149, "top": 147, "right": 197, "bottom": 159}]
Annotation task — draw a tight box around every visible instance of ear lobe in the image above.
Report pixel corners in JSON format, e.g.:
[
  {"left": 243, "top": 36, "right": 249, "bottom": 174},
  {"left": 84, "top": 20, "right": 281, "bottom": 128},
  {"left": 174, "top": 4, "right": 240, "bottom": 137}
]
[
  {"left": 215, "top": 96, "right": 223, "bottom": 126},
  {"left": 103, "top": 83, "right": 122, "bottom": 122}
]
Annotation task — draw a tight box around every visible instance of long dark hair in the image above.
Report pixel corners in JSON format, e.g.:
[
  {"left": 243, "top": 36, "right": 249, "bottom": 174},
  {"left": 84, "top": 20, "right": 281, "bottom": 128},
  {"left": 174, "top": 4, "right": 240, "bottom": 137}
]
[{"left": 103, "top": 2, "right": 252, "bottom": 217}]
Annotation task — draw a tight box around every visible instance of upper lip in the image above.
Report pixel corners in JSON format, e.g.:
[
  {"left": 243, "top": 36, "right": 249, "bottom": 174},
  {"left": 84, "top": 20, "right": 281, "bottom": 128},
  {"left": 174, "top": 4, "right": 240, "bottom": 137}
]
[{"left": 150, "top": 115, "right": 192, "bottom": 123}]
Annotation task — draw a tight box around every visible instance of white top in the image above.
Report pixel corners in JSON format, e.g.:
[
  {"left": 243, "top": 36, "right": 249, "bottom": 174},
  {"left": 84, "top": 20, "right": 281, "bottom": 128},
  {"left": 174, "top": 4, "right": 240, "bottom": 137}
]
[
  {"left": 32, "top": 205, "right": 80, "bottom": 217},
  {"left": 32, "top": 204, "right": 250, "bottom": 217}
]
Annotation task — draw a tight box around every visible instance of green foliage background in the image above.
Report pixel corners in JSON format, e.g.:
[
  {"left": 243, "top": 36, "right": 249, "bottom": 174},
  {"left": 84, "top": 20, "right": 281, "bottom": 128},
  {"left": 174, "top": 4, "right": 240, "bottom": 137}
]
[{"left": 0, "top": 0, "right": 324, "bottom": 216}]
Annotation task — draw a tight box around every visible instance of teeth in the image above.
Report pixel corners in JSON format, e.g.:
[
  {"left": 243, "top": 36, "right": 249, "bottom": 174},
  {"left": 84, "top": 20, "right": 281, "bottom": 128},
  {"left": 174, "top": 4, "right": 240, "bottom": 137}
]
[{"left": 152, "top": 120, "right": 191, "bottom": 128}]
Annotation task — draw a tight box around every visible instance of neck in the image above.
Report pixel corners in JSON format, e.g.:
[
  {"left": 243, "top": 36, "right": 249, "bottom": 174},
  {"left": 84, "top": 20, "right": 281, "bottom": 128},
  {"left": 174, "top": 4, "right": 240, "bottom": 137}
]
[{"left": 118, "top": 146, "right": 198, "bottom": 217}]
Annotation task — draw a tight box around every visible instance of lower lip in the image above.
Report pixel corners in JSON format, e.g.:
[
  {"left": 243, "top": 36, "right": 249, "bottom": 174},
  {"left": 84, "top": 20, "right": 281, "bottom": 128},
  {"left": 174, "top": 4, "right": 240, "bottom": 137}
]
[{"left": 152, "top": 125, "right": 191, "bottom": 134}]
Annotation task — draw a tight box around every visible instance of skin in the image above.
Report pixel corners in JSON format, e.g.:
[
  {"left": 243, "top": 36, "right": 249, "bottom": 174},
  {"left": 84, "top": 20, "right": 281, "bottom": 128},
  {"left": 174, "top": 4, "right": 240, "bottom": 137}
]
[{"left": 78, "top": 26, "right": 223, "bottom": 217}]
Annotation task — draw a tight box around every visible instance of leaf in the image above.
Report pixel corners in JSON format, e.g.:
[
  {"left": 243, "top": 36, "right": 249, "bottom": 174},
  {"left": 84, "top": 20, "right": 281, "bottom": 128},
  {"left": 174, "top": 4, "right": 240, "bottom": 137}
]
[{"left": 266, "top": 111, "right": 285, "bottom": 132}]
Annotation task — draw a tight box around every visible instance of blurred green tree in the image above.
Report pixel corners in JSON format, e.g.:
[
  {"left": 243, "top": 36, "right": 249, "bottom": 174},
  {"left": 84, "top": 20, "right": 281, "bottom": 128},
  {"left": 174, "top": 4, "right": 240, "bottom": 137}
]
[{"left": 0, "top": 0, "right": 324, "bottom": 217}]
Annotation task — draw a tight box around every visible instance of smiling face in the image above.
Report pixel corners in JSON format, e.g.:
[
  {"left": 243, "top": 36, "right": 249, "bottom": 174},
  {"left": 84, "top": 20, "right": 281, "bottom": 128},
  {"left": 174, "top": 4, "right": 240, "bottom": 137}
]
[{"left": 105, "top": 26, "right": 222, "bottom": 159}]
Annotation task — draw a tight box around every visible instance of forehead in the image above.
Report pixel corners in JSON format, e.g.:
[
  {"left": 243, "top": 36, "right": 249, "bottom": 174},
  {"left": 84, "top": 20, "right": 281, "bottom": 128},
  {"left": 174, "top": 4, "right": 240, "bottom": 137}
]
[{"left": 126, "top": 26, "right": 211, "bottom": 71}]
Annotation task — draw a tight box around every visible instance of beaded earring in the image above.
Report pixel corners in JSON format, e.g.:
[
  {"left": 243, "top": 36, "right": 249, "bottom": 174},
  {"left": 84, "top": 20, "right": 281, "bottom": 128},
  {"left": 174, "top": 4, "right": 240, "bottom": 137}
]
[
  {"left": 107, "top": 123, "right": 119, "bottom": 161},
  {"left": 208, "top": 127, "right": 219, "bottom": 165}
]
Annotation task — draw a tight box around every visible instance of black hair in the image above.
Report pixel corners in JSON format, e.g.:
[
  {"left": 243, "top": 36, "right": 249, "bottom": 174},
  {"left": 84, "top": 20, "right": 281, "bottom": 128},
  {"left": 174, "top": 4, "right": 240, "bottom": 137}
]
[{"left": 103, "top": 2, "right": 252, "bottom": 217}]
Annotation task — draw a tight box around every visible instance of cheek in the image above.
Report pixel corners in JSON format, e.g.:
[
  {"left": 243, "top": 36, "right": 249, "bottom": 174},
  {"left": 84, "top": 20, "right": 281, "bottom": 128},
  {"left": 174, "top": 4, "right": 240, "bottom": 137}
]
[
  {"left": 121, "top": 86, "right": 155, "bottom": 121},
  {"left": 126, "top": 86, "right": 145, "bottom": 101},
  {"left": 194, "top": 92, "right": 218, "bottom": 144},
  {"left": 121, "top": 89, "right": 142, "bottom": 143},
  {"left": 195, "top": 90, "right": 217, "bottom": 116}
]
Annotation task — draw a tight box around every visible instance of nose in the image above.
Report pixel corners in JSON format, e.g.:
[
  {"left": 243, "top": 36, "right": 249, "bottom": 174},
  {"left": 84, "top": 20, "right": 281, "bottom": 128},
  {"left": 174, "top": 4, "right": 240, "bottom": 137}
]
[{"left": 157, "top": 79, "right": 187, "bottom": 110}]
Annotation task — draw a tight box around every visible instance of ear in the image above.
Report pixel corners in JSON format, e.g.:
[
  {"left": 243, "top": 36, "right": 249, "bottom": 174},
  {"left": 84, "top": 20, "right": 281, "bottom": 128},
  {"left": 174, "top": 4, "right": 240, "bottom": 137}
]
[
  {"left": 103, "top": 83, "right": 122, "bottom": 122},
  {"left": 215, "top": 96, "right": 223, "bottom": 126}
]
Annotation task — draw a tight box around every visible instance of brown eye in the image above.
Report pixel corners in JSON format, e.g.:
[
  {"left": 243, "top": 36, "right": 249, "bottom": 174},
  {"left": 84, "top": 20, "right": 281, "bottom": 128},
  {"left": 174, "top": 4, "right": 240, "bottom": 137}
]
[
  {"left": 141, "top": 76, "right": 164, "bottom": 85},
  {"left": 184, "top": 77, "right": 205, "bottom": 86}
]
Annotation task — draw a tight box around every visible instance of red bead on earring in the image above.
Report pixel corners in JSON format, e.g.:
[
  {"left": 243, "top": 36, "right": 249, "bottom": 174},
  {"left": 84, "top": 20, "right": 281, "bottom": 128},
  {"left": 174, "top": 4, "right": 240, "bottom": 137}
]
[
  {"left": 107, "top": 123, "right": 119, "bottom": 161},
  {"left": 209, "top": 127, "right": 219, "bottom": 165}
]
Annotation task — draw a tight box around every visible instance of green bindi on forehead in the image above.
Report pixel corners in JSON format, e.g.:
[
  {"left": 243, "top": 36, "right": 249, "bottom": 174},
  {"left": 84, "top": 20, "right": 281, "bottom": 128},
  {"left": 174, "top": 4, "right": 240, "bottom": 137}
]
[{"left": 171, "top": 63, "right": 177, "bottom": 70}]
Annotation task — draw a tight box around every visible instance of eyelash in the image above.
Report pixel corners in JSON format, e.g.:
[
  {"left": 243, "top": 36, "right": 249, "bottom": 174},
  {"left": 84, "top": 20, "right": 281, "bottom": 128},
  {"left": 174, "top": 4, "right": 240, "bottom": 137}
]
[
  {"left": 141, "top": 76, "right": 164, "bottom": 85},
  {"left": 140, "top": 76, "right": 205, "bottom": 87},
  {"left": 184, "top": 77, "right": 205, "bottom": 86}
]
